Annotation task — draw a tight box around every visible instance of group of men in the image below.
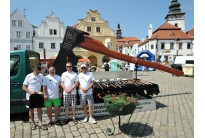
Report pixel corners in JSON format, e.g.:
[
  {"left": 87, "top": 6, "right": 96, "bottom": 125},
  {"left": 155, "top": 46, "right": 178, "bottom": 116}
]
[{"left": 22, "top": 62, "right": 97, "bottom": 130}]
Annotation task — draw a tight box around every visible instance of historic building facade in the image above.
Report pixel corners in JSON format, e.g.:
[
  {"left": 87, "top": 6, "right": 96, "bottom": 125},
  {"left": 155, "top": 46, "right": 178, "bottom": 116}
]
[
  {"left": 138, "top": 0, "right": 194, "bottom": 64},
  {"left": 73, "top": 10, "right": 118, "bottom": 66},
  {"left": 10, "top": 9, "right": 33, "bottom": 50},
  {"left": 32, "top": 12, "right": 66, "bottom": 59}
]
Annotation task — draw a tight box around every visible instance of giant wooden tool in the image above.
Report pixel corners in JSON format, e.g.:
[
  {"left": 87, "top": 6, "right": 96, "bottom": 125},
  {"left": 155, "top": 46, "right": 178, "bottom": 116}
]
[{"left": 53, "top": 26, "right": 184, "bottom": 76}]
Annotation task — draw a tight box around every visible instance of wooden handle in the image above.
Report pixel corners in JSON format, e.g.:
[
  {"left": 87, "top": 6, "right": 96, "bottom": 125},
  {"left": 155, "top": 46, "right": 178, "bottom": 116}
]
[{"left": 78, "top": 36, "right": 184, "bottom": 76}]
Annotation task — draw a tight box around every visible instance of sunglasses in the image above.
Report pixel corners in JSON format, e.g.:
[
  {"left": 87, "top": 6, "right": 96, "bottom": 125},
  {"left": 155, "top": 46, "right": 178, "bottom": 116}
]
[
  {"left": 81, "top": 67, "right": 86, "bottom": 69},
  {"left": 66, "top": 66, "right": 72, "bottom": 68}
]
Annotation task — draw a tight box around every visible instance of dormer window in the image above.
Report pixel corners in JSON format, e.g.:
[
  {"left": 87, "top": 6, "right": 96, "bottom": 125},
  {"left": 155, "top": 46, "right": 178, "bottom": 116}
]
[
  {"left": 91, "top": 17, "right": 96, "bottom": 21},
  {"left": 175, "top": 23, "right": 178, "bottom": 27}
]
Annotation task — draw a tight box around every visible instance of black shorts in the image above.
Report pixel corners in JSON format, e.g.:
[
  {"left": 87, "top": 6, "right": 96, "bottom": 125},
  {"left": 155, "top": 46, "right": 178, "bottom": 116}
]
[{"left": 27, "top": 94, "right": 44, "bottom": 109}]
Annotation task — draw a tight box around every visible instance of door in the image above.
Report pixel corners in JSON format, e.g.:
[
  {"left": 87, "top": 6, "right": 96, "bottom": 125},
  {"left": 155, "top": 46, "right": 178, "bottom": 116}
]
[{"left": 10, "top": 54, "right": 26, "bottom": 114}]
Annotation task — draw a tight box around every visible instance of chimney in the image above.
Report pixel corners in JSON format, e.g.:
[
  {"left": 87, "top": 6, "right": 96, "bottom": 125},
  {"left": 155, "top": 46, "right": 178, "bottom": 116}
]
[{"left": 148, "top": 24, "right": 153, "bottom": 38}]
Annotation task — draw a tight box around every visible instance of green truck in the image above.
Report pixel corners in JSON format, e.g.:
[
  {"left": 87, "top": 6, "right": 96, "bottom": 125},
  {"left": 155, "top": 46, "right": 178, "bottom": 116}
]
[{"left": 10, "top": 50, "right": 41, "bottom": 114}]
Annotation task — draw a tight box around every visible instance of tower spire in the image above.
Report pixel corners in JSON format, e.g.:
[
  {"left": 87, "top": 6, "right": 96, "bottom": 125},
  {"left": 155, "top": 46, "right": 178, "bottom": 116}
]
[
  {"left": 165, "top": 0, "right": 185, "bottom": 31},
  {"left": 116, "top": 22, "right": 122, "bottom": 39}
]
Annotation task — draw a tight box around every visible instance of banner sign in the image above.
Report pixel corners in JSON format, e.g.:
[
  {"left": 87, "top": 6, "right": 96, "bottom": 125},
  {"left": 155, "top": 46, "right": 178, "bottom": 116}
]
[{"left": 34, "top": 99, "right": 156, "bottom": 121}]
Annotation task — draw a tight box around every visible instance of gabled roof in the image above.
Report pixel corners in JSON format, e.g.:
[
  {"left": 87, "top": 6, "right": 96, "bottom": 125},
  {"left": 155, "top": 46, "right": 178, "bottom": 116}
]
[
  {"left": 10, "top": 9, "right": 33, "bottom": 27},
  {"left": 139, "top": 22, "right": 193, "bottom": 46},
  {"left": 150, "top": 22, "right": 193, "bottom": 40}
]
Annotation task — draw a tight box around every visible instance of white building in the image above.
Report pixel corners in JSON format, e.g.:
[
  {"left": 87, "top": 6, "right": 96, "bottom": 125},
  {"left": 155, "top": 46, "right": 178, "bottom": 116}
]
[
  {"left": 138, "top": 22, "right": 194, "bottom": 63},
  {"left": 10, "top": 9, "right": 33, "bottom": 50},
  {"left": 33, "top": 12, "right": 66, "bottom": 59},
  {"left": 138, "top": 0, "right": 194, "bottom": 64}
]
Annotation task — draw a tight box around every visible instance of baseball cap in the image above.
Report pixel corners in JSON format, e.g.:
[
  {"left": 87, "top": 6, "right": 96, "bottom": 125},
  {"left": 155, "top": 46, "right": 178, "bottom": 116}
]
[{"left": 81, "top": 64, "right": 87, "bottom": 68}]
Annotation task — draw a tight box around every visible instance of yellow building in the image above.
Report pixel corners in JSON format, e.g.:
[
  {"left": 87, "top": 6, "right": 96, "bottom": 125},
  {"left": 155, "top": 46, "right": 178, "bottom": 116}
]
[{"left": 73, "top": 10, "right": 117, "bottom": 67}]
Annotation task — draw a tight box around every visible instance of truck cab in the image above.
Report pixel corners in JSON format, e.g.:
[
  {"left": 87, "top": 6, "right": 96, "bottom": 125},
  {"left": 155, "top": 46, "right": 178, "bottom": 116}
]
[{"left": 10, "top": 50, "right": 40, "bottom": 114}]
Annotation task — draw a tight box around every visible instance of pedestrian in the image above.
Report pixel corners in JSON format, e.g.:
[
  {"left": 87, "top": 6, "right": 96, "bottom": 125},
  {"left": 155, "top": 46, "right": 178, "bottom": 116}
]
[
  {"left": 104, "top": 62, "right": 109, "bottom": 71},
  {"left": 43, "top": 67, "right": 62, "bottom": 126},
  {"left": 78, "top": 64, "right": 97, "bottom": 124},
  {"left": 61, "top": 62, "right": 79, "bottom": 125},
  {"left": 142, "top": 66, "right": 145, "bottom": 71},
  {"left": 22, "top": 65, "right": 47, "bottom": 130}
]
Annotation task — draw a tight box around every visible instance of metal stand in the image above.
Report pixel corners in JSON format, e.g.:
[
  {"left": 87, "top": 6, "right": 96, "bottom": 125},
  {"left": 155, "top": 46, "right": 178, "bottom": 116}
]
[{"left": 106, "top": 113, "right": 134, "bottom": 136}]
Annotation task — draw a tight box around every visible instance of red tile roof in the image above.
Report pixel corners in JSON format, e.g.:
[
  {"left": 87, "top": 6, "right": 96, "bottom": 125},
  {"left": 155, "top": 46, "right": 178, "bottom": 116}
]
[
  {"left": 139, "top": 22, "right": 193, "bottom": 46},
  {"left": 186, "top": 28, "right": 194, "bottom": 37},
  {"left": 72, "top": 24, "right": 79, "bottom": 28},
  {"left": 117, "top": 37, "right": 141, "bottom": 48}
]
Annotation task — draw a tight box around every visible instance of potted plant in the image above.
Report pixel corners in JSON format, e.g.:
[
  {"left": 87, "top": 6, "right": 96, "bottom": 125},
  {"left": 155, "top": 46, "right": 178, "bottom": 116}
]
[{"left": 102, "top": 93, "right": 138, "bottom": 115}]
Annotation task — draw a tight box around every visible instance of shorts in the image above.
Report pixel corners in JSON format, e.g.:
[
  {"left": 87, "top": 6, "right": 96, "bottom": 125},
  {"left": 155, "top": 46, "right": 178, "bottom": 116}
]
[
  {"left": 63, "top": 94, "right": 77, "bottom": 107},
  {"left": 27, "top": 94, "right": 44, "bottom": 109},
  {"left": 44, "top": 98, "right": 61, "bottom": 107},
  {"left": 80, "top": 94, "right": 94, "bottom": 106}
]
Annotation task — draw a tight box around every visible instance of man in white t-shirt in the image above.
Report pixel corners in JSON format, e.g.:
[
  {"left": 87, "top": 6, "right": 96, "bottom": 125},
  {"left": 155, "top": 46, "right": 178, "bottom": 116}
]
[
  {"left": 22, "top": 66, "right": 47, "bottom": 130},
  {"left": 43, "top": 67, "right": 62, "bottom": 126},
  {"left": 78, "top": 64, "right": 97, "bottom": 124},
  {"left": 61, "top": 62, "right": 79, "bottom": 124}
]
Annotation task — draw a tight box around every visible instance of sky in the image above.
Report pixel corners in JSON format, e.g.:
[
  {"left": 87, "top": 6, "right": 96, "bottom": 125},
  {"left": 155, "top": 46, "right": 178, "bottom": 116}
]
[{"left": 10, "top": 0, "right": 194, "bottom": 40}]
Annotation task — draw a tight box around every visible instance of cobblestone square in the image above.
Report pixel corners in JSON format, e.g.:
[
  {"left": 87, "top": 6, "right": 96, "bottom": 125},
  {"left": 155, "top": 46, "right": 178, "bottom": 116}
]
[{"left": 10, "top": 70, "right": 194, "bottom": 138}]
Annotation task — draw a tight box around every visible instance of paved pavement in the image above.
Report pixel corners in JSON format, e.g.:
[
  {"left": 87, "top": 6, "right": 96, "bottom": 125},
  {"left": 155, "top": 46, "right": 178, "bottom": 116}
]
[{"left": 10, "top": 70, "right": 194, "bottom": 138}]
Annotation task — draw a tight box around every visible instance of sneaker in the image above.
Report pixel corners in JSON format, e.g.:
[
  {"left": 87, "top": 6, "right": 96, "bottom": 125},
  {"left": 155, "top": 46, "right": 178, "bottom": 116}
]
[
  {"left": 64, "top": 119, "right": 69, "bottom": 125},
  {"left": 73, "top": 118, "right": 78, "bottom": 124},
  {"left": 83, "top": 116, "right": 88, "bottom": 123},
  {"left": 89, "top": 117, "right": 97, "bottom": 124}
]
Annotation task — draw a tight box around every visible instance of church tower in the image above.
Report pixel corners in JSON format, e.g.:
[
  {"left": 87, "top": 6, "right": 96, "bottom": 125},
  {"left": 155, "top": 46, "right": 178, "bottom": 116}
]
[
  {"left": 165, "top": 0, "right": 185, "bottom": 31},
  {"left": 116, "top": 23, "right": 122, "bottom": 39}
]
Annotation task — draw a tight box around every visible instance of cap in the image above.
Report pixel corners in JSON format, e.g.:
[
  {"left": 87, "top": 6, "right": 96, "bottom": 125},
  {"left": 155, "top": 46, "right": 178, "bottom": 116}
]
[{"left": 81, "top": 64, "right": 87, "bottom": 68}]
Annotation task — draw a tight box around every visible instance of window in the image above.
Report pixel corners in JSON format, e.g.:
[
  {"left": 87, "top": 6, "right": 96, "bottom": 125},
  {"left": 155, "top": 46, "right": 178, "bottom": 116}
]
[
  {"left": 60, "top": 43, "right": 63, "bottom": 49},
  {"left": 187, "top": 43, "right": 191, "bottom": 49},
  {"left": 54, "top": 29, "right": 57, "bottom": 35},
  {"left": 26, "top": 45, "right": 31, "bottom": 50},
  {"left": 17, "top": 45, "right": 21, "bottom": 50},
  {"left": 18, "top": 20, "right": 23, "bottom": 27},
  {"left": 39, "top": 42, "right": 44, "bottom": 49},
  {"left": 151, "top": 45, "right": 154, "bottom": 49},
  {"left": 12, "top": 20, "right": 16, "bottom": 26},
  {"left": 91, "top": 17, "right": 96, "bottom": 21},
  {"left": 178, "top": 43, "right": 182, "bottom": 49},
  {"left": 170, "top": 43, "right": 174, "bottom": 49},
  {"left": 26, "top": 32, "right": 31, "bottom": 38},
  {"left": 51, "top": 43, "right": 55, "bottom": 49},
  {"left": 161, "top": 43, "right": 165, "bottom": 49},
  {"left": 96, "top": 27, "right": 100, "bottom": 32},
  {"left": 49, "top": 29, "right": 53, "bottom": 35},
  {"left": 87, "top": 26, "right": 91, "bottom": 32},
  {"left": 10, "top": 55, "right": 20, "bottom": 76},
  {"left": 16, "top": 31, "right": 21, "bottom": 38},
  {"left": 107, "top": 42, "right": 112, "bottom": 49}
]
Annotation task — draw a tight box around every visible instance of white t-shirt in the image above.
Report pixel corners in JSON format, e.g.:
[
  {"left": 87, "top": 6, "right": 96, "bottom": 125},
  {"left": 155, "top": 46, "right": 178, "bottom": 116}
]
[
  {"left": 78, "top": 72, "right": 95, "bottom": 95},
  {"left": 23, "top": 73, "right": 45, "bottom": 100},
  {"left": 44, "top": 74, "right": 61, "bottom": 99},
  {"left": 61, "top": 71, "right": 78, "bottom": 95}
]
